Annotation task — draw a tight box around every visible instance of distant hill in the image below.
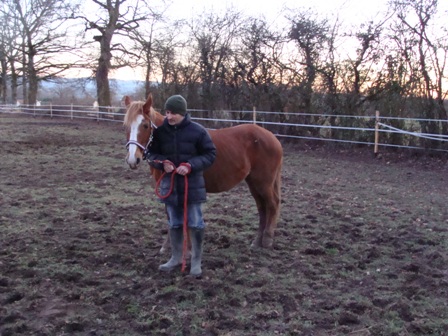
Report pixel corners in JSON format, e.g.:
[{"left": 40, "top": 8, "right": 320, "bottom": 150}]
[
  {"left": 110, "top": 79, "right": 145, "bottom": 96},
  {"left": 40, "top": 77, "right": 145, "bottom": 99}
]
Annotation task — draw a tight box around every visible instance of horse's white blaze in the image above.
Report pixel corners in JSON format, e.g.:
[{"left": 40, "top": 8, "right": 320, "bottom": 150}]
[{"left": 127, "top": 114, "right": 144, "bottom": 166}]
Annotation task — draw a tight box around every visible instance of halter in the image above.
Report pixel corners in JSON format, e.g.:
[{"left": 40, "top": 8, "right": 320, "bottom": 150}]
[{"left": 125, "top": 120, "right": 158, "bottom": 160}]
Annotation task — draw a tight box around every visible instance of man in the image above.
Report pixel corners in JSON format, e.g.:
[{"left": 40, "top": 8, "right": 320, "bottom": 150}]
[{"left": 147, "top": 95, "right": 216, "bottom": 277}]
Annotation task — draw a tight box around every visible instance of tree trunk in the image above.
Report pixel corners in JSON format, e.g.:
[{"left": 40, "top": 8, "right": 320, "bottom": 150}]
[
  {"left": 9, "top": 58, "right": 17, "bottom": 105},
  {"left": 145, "top": 67, "right": 151, "bottom": 99},
  {"left": 27, "top": 53, "right": 38, "bottom": 104},
  {"left": 21, "top": 41, "right": 27, "bottom": 104},
  {"left": 95, "top": 34, "right": 112, "bottom": 109},
  {"left": 0, "top": 57, "right": 6, "bottom": 104}
]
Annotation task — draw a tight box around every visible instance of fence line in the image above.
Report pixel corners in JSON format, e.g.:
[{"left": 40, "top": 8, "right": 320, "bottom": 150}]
[
  {"left": 378, "top": 123, "right": 448, "bottom": 141},
  {"left": 1, "top": 103, "right": 447, "bottom": 153}
]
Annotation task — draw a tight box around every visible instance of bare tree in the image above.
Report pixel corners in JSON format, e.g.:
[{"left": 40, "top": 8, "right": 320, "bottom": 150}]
[
  {"left": 76, "top": 0, "right": 149, "bottom": 108},
  {"left": 341, "top": 21, "right": 384, "bottom": 114},
  {"left": 318, "top": 17, "right": 342, "bottom": 116},
  {"left": 126, "top": 2, "right": 177, "bottom": 99},
  {"left": 0, "top": 14, "right": 8, "bottom": 103},
  {"left": 9, "top": 0, "right": 80, "bottom": 104},
  {"left": 4, "top": 23, "right": 20, "bottom": 105},
  {"left": 288, "top": 10, "right": 330, "bottom": 114},
  {"left": 188, "top": 9, "right": 243, "bottom": 111},
  {"left": 391, "top": 0, "right": 447, "bottom": 141},
  {"left": 233, "top": 17, "right": 287, "bottom": 111}
]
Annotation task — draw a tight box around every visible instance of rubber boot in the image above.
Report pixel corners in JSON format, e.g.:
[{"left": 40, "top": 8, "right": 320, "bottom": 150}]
[
  {"left": 189, "top": 228, "right": 204, "bottom": 277},
  {"left": 159, "top": 227, "right": 183, "bottom": 272}
]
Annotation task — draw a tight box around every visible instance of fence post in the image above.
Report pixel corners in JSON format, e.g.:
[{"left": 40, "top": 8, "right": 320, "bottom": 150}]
[
  {"left": 50, "top": 103, "right": 53, "bottom": 118},
  {"left": 253, "top": 106, "right": 256, "bottom": 124},
  {"left": 374, "top": 110, "right": 380, "bottom": 156},
  {"left": 33, "top": 104, "right": 36, "bottom": 117},
  {"left": 71, "top": 104, "right": 73, "bottom": 120}
]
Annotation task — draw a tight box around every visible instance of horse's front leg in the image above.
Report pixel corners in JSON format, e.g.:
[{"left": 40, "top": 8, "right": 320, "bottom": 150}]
[
  {"left": 160, "top": 233, "right": 170, "bottom": 253},
  {"left": 159, "top": 205, "right": 171, "bottom": 253}
]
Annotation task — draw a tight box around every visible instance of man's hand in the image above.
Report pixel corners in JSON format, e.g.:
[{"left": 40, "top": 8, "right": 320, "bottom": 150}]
[
  {"left": 176, "top": 163, "right": 191, "bottom": 176},
  {"left": 163, "top": 160, "right": 175, "bottom": 173}
]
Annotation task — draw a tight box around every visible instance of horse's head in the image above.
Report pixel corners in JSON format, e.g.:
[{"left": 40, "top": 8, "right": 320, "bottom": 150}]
[{"left": 123, "top": 94, "right": 159, "bottom": 169}]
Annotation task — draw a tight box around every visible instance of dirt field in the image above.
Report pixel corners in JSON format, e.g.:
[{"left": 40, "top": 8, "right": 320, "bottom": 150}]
[{"left": 1, "top": 114, "right": 447, "bottom": 336}]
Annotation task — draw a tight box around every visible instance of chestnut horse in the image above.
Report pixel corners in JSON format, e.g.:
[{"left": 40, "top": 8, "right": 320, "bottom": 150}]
[{"left": 123, "top": 94, "right": 282, "bottom": 248}]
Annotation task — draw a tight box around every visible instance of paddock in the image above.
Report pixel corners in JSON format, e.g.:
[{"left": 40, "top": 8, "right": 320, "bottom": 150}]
[{"left": 1, "top": 115, "right": 447, "bottom": 335}]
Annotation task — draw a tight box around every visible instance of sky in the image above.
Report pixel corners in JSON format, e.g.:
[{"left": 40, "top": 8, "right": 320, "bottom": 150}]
[
  {"left": 110, "top": 0, "right": 447, "bottom": 81},
  {"left": 111, "top": 0, "right": 392, "bottom": 80},
  {"left": 168, "top": 0, "right": 391, "bottom": 26}
]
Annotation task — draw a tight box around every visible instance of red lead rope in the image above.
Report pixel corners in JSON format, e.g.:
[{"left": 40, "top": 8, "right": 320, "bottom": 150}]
[{"left": 155, "top": 171, "right": 189, "bottom": 273}]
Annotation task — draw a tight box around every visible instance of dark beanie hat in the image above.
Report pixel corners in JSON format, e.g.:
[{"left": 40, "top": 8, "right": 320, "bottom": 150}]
[{"left": 164, "top": 95, "right": 187, "bottom": 115}]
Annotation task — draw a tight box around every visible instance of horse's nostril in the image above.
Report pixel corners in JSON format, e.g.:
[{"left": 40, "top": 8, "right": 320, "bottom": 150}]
[{"left": 136, "top": 158, "right": 141, "bottom": 165}]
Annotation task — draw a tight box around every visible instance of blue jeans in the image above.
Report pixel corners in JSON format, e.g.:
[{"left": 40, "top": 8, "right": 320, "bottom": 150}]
[{"left": 165, "top": 203, "right": 205, "bottom": 229}]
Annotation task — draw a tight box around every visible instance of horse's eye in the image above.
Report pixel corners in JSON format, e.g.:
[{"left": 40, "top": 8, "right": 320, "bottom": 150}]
[{"left": 143, "top": 123, "right": 149, "bottom": 129}]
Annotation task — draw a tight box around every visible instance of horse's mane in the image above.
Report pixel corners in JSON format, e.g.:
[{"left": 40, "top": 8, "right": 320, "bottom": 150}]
[{"left": 123, "top": 101, "right": 157, "bottom": 129}]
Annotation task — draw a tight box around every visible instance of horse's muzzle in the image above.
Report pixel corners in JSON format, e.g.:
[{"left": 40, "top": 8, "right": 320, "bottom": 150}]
[{"left": 125, "top": 154, "right": 140, "bottom": 169}]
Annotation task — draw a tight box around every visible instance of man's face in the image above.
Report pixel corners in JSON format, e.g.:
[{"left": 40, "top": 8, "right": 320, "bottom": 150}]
[{"left": 165, "top": 111, "right": 184, "bottom": 126}]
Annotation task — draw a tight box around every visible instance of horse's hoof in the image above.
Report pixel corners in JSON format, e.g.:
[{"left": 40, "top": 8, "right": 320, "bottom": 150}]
[
  {"left": 250, "top": 236, "right": 262, "bottom": 248},
  {"left": 261, "top": 236, "right": 273, "bottom": 249}
]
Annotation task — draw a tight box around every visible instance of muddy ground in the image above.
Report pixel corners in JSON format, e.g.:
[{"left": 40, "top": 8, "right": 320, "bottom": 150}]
[{"left": 1, "top": 114, "right": 447, "bottom": 336}]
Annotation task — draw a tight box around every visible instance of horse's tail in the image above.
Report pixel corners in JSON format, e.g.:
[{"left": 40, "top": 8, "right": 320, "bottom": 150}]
[{"left": 273, "top": 155, "right": 282, "bottom": 223}]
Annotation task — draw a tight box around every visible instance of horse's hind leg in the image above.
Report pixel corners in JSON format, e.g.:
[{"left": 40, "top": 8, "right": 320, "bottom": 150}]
[
  {"left": 249, "top": 195, "right": 266, "bottom": 248},
  {"left": 246, "top": 166, "right": 281, "bottom": 248}
]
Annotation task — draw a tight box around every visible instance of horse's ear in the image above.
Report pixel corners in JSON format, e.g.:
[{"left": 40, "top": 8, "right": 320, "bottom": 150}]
[
  {"left": 142, "top": 93, "right": 153, "bottom": 118},
  {"left": 124, "top": 96, "right": 131, "bottom": 107}
]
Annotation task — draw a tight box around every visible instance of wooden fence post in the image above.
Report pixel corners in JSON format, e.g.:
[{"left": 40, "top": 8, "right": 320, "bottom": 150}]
[
  {"left": 253, "top": 106, "right": 256, "bottom": 124},
  {"left": 71, "top": 104, "right": 73, "bottom": 120},
  {"left": 50, "top": 103, "right": 53, "bottom": 118},
  {"left": 374, "top": 110, "right": 380, "bottom": 156}
]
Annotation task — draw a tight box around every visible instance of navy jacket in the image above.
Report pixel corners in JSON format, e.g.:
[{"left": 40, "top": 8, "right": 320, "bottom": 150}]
[{"left": 147, "top": 114, "right": 216, "bottom": 205}]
